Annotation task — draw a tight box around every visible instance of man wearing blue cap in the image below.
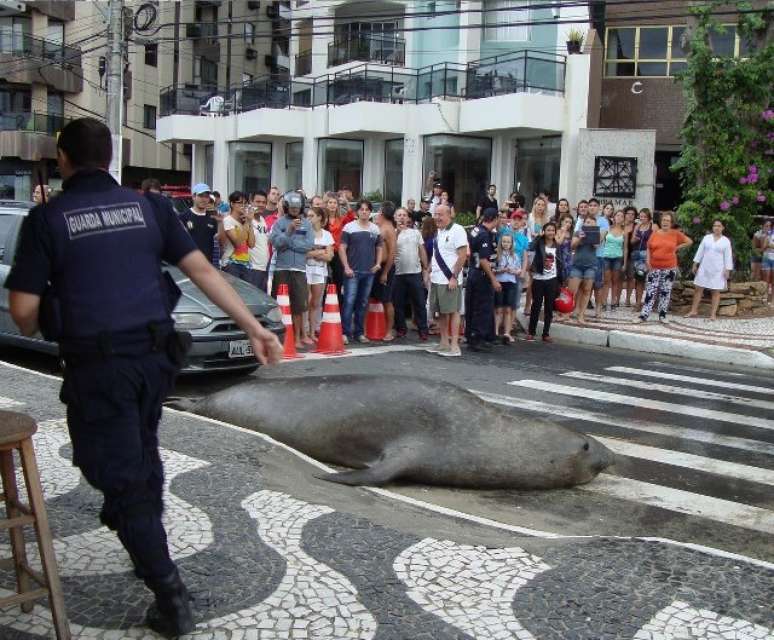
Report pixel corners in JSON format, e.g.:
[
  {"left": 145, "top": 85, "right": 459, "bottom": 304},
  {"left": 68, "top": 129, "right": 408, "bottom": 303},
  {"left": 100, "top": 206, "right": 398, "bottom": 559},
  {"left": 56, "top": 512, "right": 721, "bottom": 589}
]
[{"left": 179, "top": 183, "right": 218, "bottom": 264}]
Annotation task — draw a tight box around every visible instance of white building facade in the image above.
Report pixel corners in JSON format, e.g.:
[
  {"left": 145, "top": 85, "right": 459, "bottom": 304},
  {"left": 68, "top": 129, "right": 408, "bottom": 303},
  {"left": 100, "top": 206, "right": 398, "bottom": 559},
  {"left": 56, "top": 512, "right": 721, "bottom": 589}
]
[{"left": 157, "top": 0, "right": 597, "bottom": 212}]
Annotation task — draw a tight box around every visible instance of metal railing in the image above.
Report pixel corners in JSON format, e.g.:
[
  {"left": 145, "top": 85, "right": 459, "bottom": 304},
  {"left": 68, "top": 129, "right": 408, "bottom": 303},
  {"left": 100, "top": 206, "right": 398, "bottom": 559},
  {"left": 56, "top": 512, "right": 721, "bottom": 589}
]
[
  {"left": 0, "top": 33, "right": 82, "bottom": 68},
  {"left": 158, "top": 50, "right": 565, "bottom": 116},
  {"left": 0, "top": 112, "right": 71, "bottom": 135},
  {"left": 328, "top": 34, "right": 406, "bottom": 68},
  {"left": 295, "top": 49, "right": 313, "bottom": 76}
]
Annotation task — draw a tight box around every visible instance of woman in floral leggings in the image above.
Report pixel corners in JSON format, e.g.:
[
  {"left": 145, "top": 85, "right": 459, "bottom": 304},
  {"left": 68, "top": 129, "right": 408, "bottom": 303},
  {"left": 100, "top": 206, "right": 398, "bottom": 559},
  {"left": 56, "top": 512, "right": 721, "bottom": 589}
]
[{"left": 634, "top": 211, "right": 693, "bottom": 324}]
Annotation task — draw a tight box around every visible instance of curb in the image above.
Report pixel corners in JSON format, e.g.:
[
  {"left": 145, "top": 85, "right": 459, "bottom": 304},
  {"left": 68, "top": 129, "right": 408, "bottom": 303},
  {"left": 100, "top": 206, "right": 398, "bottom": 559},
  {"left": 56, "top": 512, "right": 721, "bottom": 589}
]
[{"left": 516, "top": 313, "right": 774, "bottom": 371}]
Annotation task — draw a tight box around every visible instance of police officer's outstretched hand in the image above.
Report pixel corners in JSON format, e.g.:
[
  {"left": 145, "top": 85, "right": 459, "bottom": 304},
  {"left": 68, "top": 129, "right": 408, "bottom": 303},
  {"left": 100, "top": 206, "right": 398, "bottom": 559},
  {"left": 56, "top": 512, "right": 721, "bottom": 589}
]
[{"left": 178, "top": 251, "right": 283, "bottom": 365}]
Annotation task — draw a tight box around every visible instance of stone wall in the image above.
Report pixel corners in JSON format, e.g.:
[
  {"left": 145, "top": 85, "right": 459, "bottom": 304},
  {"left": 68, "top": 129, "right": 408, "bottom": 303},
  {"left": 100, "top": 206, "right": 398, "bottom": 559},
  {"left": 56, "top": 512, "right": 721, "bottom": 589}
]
[{"left": 671, "top": 281, "right": 770, "bottom": 317}]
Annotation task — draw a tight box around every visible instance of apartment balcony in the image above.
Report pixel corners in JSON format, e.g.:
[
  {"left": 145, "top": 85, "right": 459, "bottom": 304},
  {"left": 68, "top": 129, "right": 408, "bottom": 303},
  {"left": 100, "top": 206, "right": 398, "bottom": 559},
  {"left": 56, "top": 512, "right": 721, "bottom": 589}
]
[
  {"left": 0, "top": 34, "right": 82, "bottom": 93},
  {"left": 328, "top": 34, "right": 405, "bottom": 68},
  {"left": 0, "top": 111, "right": 70, "bottom": 161}
]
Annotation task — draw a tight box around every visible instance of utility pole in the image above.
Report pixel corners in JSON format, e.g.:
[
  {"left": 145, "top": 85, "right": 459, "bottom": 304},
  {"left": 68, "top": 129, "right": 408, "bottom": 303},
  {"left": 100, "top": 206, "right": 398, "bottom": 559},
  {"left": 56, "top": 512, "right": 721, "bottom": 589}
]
[{"left": 106, "top": 0, "right": 125, "bottom": 183}]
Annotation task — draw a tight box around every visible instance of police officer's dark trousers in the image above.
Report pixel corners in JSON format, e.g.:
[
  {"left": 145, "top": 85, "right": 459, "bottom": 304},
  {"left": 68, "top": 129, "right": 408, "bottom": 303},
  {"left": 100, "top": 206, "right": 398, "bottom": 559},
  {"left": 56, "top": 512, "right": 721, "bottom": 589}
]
[
  {"left": 465, "top": 268, "right": 495, "bottom": 345},
  {"left": 60, "top": 348, "right": 179, "bottom": 584}
]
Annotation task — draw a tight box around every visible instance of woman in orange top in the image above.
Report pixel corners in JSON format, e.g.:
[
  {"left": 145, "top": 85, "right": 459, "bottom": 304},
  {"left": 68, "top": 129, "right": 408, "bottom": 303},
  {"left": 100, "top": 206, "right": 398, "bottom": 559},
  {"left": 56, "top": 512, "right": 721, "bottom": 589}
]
[{"left": 634, "top": 211, "right": 693, "bottom": 324}]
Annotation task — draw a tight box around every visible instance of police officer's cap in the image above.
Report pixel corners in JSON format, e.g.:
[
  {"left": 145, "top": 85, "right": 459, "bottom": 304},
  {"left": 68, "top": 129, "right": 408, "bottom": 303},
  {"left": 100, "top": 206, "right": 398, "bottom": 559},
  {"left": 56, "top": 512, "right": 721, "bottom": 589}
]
[
  {"left": 283, "top": 191, "right": 304, "bottom": 210},
  {"left": 481, "top": 208, "right": 498, "bottom": 222}
]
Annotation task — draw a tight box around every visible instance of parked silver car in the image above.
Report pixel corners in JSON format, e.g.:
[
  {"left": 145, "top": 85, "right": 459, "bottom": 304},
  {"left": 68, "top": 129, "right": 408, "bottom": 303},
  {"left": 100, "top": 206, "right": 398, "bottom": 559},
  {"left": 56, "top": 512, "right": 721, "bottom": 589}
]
[{"left": 0, "top": 202, "right": 284, "bottom": 373}]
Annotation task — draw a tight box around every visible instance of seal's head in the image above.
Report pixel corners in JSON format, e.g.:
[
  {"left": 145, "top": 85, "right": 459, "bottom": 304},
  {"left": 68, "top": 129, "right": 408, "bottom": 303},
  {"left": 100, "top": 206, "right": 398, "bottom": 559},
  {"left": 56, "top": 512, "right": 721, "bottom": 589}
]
[{"left": 573, "top": 435, "right": 615, "bottom": 485}]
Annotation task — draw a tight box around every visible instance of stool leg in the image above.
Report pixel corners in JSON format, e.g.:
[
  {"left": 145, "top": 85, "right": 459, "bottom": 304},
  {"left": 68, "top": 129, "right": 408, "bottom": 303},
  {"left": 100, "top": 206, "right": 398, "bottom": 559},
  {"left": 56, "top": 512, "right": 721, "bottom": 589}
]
[
  {"left": 19, "top": 439, "right": 71, "bottom": 640},
  {"left": 0, "top": 449, "right": 34, "bottom": 613}
]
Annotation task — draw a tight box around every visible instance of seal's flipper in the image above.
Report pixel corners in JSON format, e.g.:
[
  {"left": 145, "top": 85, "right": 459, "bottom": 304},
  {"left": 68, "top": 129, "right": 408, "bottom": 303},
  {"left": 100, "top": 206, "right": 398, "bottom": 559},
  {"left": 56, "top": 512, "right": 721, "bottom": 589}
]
[
  {"left": 164, "top": 397, "right": 201, "bottom": 412},
  {"left": 318, "top": 455, "right": 410, "bottom": 486}
]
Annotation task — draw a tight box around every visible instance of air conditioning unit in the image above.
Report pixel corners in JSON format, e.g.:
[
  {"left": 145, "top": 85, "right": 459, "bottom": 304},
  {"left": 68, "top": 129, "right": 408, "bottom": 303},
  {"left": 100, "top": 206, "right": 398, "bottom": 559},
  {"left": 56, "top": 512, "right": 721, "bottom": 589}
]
[
  {"left": 247, "top": 0, "right": 260, "bottom": 9},
  {"left": 246, "top": 47, "right": 257, "bottom": 60},
  {"left": 266, "top": 4, "right": 278, "bottom": 18},
  {"left": 264, "top": 54, "right": 274, "bottom": 67}
]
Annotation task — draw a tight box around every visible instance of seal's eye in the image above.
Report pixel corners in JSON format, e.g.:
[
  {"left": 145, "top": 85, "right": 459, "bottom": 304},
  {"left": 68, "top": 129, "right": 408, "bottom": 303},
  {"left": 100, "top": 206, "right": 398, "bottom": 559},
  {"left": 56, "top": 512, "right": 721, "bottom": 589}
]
[{"left": 583, "top": 442, "right": 590, "bottom": 451}]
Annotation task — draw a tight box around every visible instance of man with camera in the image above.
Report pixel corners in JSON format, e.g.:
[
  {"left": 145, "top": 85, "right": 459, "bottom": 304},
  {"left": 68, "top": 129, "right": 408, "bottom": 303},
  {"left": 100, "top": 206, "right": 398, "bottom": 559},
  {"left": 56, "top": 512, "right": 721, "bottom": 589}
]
[{"left": 269, "top": 191, "right": 314, "bottom": 346}]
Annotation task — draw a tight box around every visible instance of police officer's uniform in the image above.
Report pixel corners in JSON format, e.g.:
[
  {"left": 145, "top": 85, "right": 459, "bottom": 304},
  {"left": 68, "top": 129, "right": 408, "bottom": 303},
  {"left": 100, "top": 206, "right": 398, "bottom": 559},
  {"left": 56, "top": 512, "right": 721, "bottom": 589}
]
[
  {"left": 5, "top": 169, "right": 198, "bottom": 634},
  {"left": 465, "top": 221, "right": 497, "bottom": 348}
]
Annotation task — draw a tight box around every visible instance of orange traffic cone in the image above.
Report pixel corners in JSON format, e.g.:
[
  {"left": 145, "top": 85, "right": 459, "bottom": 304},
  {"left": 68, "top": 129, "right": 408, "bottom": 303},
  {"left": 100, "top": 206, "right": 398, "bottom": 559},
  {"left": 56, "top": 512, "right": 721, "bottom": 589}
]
[
  {"left": 365, "top": 298, "right": 387, "bottom": 340},
  {"left": 277, "top": 283, "right": 303, "bottom": 360},
  {"left": 316, "top": 284, "right": 348, "bottom": 354}
]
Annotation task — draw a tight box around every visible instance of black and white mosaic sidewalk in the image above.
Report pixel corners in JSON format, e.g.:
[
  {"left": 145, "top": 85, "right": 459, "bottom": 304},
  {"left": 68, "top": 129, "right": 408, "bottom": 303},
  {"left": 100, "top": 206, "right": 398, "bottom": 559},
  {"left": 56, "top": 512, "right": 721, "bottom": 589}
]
[{"left": 0, "top": 360, "right": 773, "bottom": 640}]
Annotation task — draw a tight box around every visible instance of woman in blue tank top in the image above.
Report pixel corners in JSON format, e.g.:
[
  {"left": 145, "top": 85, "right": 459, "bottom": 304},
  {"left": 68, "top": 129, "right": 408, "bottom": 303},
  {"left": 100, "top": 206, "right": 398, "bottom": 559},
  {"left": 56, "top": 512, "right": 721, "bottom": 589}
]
[{"left": 600, "top": 210, "right": 628, "bottom": 312}]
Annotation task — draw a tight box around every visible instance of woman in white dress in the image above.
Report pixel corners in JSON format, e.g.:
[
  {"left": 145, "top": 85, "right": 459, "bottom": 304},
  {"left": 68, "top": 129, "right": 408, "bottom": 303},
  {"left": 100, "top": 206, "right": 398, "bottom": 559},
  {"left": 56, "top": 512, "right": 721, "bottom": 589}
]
[{"left": 685, "top": 219, "right": 734, "bottom": 320}]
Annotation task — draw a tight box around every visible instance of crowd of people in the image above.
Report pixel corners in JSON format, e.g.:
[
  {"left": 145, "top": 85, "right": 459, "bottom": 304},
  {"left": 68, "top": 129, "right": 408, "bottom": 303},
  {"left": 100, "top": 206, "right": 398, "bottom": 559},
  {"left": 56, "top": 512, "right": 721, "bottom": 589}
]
[{"left": 140, "top": 177, "right": 774, "bottom": 354}]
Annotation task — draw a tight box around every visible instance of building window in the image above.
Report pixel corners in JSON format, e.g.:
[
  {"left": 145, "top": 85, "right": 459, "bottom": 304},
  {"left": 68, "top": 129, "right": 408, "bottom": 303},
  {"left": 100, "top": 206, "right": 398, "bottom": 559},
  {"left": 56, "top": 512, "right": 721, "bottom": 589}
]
[
  {"left": 194, "top": 57, "right": 218, "bottom": 87},
  {"left": 384, "top": 138, "right": 404, "bottom": 205},
  {"left": 244, "top": 22, "right": 255, "bottom": 43},
  {"left": 423, "top": 134, "right": 492, "bottom": 212},
  {"left": 230, "top": 141, "right": 271, "bottom": 194},
  {"left": 145, "top": 43, "right": 158, "bottom": 67},
  {"left": 143, "top": 104, "right": 157, "bottom": 130},
  {"left": 0, "top": 15, "right": 31, "bottom": 54},
  {"left": 514, "top": 136, "right": 561, "bottom": 206},
  {"left": 285, "top": 141, "right": 303, "bottom": 191},
  {"left": 318, "top": 139, "right": 364, "bottom": 197},
  {"left": 604, "top": 24, "right": 745, "bottom": 78},
  {"left": 483, "top": 0, "right": 529, "bottom": 43}
]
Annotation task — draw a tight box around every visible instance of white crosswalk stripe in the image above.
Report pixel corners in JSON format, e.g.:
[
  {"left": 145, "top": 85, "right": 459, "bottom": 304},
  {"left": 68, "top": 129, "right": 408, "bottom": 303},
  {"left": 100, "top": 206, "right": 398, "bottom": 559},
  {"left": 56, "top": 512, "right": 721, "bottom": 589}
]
[
  {"left": 606, "top": 366, "right": 774, "bottom": 395},
  {"left": 581, "top": 476, "right": 774, "bottom": 536},
  {"left": 560, "top": 371, "right": 774, "bottom": 412},
  {"left": 472, "top": 392, "right": 774, "bottom": 457},
  {"left": 506, "top": 380, "right": 774, "bottom": 431},
  {"left": 488, "top": 365, "right": 774, "bottom": 537}
]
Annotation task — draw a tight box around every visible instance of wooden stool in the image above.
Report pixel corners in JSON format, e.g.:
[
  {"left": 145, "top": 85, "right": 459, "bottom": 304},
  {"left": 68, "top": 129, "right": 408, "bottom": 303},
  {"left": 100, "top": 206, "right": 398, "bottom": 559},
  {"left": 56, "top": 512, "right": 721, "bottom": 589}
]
[{"left": 0, "top": 410, "right": 70, "bottom": 639}]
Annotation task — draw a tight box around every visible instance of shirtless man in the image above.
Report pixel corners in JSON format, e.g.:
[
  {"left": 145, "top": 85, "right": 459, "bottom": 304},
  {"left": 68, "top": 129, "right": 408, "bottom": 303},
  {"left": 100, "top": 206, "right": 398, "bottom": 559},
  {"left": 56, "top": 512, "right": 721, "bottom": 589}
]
[{"left": 374, "top": 202, "right": 398, "bottom": 341}]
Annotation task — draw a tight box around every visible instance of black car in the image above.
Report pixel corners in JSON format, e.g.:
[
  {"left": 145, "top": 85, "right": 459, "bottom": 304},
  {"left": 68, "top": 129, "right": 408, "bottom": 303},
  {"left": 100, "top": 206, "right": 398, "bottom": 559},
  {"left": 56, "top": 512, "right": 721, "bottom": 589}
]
[{"left": 0, "top": 201, "right": 284, "bottom": 373}]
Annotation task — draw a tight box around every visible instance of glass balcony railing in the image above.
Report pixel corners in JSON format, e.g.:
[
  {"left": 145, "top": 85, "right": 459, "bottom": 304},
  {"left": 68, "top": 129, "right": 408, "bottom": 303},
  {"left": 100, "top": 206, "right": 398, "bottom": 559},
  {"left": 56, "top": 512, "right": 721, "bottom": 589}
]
[
  {"left": 0, "top": 112, "right": 71, "bottom": 135},
  {"left": 158, "top": 50, "right": 566, "bottom": 116},
  {"left": 328, "top": 34, "right": 406, "bottom": 68},
  {"left": 0, "top": 33, "right": 82, "bottom": 68}
]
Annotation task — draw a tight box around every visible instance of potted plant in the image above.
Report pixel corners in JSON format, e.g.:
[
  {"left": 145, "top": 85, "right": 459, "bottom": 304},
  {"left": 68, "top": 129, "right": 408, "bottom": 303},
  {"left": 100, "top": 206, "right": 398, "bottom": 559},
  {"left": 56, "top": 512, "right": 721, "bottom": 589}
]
[{"left": 566, "top": 28, "right": 584, "bottom": 54}]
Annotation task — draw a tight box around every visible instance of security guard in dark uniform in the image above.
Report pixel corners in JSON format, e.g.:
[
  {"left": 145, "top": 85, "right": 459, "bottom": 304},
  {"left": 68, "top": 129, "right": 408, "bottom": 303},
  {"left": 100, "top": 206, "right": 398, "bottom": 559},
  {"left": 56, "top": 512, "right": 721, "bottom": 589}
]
[
  {"left": 5, "top": 118, "right": 282, "bottom": 637},
  {"left": 465, "top": 208, "right": 501, "bottom": 352}
]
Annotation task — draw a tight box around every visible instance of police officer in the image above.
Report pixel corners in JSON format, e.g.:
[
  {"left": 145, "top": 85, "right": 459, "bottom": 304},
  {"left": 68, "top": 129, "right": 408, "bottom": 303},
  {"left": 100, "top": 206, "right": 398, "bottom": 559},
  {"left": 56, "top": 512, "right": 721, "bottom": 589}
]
[
  {"left": 465, "top": 208, "right": 501, "bottom": 352},
  {"left": 5, "top": 118, "right": 283, "bottom": 637}
]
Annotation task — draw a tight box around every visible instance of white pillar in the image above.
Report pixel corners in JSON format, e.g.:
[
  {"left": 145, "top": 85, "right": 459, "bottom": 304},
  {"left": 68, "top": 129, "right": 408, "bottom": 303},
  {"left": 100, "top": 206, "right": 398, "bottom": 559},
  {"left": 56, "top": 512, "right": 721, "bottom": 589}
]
[
  {"left": 401, "top": 134, "right": 423, "bottom": 202},
  {"left": 302, "top": 134, "right": 317, "bottom": 195},
  {"left": 362, "top": 138, "right": 384, "bottom": 198},
  {"left": 458, "top": 1, "right": 482, "bottom": 65},
  {"left": 213, "top": 138, "right": 229, "bottom": 194},
  {"left": 271, "top": 140, "right": 286, "bottom": 189},
  {"left": 559, "top": 54, "right": 591, "bottom": 205},
  {"left": 191, "top": 143, "right": 207, "bottom": 186},
  {"left": 311, "top": 7, "right": 334, "bottom": 75}
]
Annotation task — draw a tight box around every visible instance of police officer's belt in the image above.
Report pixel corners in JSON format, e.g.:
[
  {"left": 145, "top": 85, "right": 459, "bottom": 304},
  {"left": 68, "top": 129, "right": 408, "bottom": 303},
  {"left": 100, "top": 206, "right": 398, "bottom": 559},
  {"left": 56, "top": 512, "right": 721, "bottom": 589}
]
[{"left": 59, "top": 322, "right": 180, "bottom": 364}]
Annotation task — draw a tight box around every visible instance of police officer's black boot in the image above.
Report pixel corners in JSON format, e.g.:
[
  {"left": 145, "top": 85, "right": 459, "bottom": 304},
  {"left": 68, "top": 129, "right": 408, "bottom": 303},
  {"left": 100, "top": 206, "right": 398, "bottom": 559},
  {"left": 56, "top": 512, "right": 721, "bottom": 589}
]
[{"left": 145, "top": 568, "right": 195, "bottom": 638}]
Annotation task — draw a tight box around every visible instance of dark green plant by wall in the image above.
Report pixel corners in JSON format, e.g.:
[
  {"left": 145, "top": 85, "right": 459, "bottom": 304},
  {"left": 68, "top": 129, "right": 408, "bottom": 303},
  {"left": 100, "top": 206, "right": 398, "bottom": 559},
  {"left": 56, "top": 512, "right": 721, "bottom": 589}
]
[{"left": 673, "top": 1, "right": 773, "bottom": 274}]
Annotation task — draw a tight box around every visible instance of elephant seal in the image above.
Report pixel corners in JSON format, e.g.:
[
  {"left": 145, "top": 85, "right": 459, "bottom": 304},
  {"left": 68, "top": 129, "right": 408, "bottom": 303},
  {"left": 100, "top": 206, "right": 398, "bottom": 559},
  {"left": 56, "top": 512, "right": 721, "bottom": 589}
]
[{"left": 173, "top": 375, "right": 614, "bottom": 489}]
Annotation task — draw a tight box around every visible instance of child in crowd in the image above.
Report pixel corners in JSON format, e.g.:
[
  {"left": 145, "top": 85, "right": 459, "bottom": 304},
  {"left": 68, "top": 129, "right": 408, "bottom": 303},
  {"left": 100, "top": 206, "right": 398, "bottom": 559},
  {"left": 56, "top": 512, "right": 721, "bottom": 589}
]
[{"left": 494, "top": 234, "right": 522, "bottom": 343}]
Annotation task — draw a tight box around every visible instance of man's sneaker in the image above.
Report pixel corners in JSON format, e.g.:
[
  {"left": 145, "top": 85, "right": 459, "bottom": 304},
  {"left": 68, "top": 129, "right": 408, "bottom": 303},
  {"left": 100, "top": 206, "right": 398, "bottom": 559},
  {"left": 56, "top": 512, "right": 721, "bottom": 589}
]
[
  {"left": 145, "top": 570, "right": 195, "bottom": 638},
  {"left": 659, "top": 315, "right": 671, "bottom": 324},
  {"left": 342, "top": 335, "right": 350, "bottom": 344},
  {"left": 525, "top": 334, "right": 535, "bottom": 341},
  {"left": 470, "top": 342, "right": 493, "bottom": 353},
  {"left": 419, "top": 331, "right": 429, "bottom": 341},
  {"left": 542, "top": 335, "right": 554, "bottom": 343},
  {"left": 357, "top": 335, "right": 370, "bottom": 344},
  {"left": 439, "top": 346, "right": 462, "bottom": 357},
  {"left": 396, "top": 328, "right": 407, "bottom": 338}
]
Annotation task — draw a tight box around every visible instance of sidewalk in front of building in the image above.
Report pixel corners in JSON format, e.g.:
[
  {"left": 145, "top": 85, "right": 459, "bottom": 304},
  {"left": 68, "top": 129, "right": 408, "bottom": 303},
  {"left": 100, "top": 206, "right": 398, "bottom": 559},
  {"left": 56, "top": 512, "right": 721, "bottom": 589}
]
[{"left": 517, "top": 305, "right": 774, "bottom": 370}]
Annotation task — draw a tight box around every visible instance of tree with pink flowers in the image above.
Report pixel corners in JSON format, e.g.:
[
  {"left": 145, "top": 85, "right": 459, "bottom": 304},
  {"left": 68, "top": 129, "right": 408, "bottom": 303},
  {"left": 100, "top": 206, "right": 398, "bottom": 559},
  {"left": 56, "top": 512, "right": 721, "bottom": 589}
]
[{"left": 674, "top": 1, "right": 772, "bottom": 274}]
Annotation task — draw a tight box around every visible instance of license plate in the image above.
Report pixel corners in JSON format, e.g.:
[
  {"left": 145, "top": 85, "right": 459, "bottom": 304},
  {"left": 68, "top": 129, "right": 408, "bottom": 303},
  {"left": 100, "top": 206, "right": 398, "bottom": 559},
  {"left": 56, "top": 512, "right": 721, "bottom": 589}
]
[{"left": 228, "top": 340, "right": 253, "bottom": 358}]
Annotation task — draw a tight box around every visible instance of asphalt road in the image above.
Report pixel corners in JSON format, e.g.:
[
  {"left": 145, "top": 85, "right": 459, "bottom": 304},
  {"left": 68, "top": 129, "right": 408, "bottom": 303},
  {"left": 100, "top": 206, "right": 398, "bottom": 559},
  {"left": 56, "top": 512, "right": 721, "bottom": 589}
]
[{"left": 2, "top": 337, "right": 773, "bottom": 564}]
